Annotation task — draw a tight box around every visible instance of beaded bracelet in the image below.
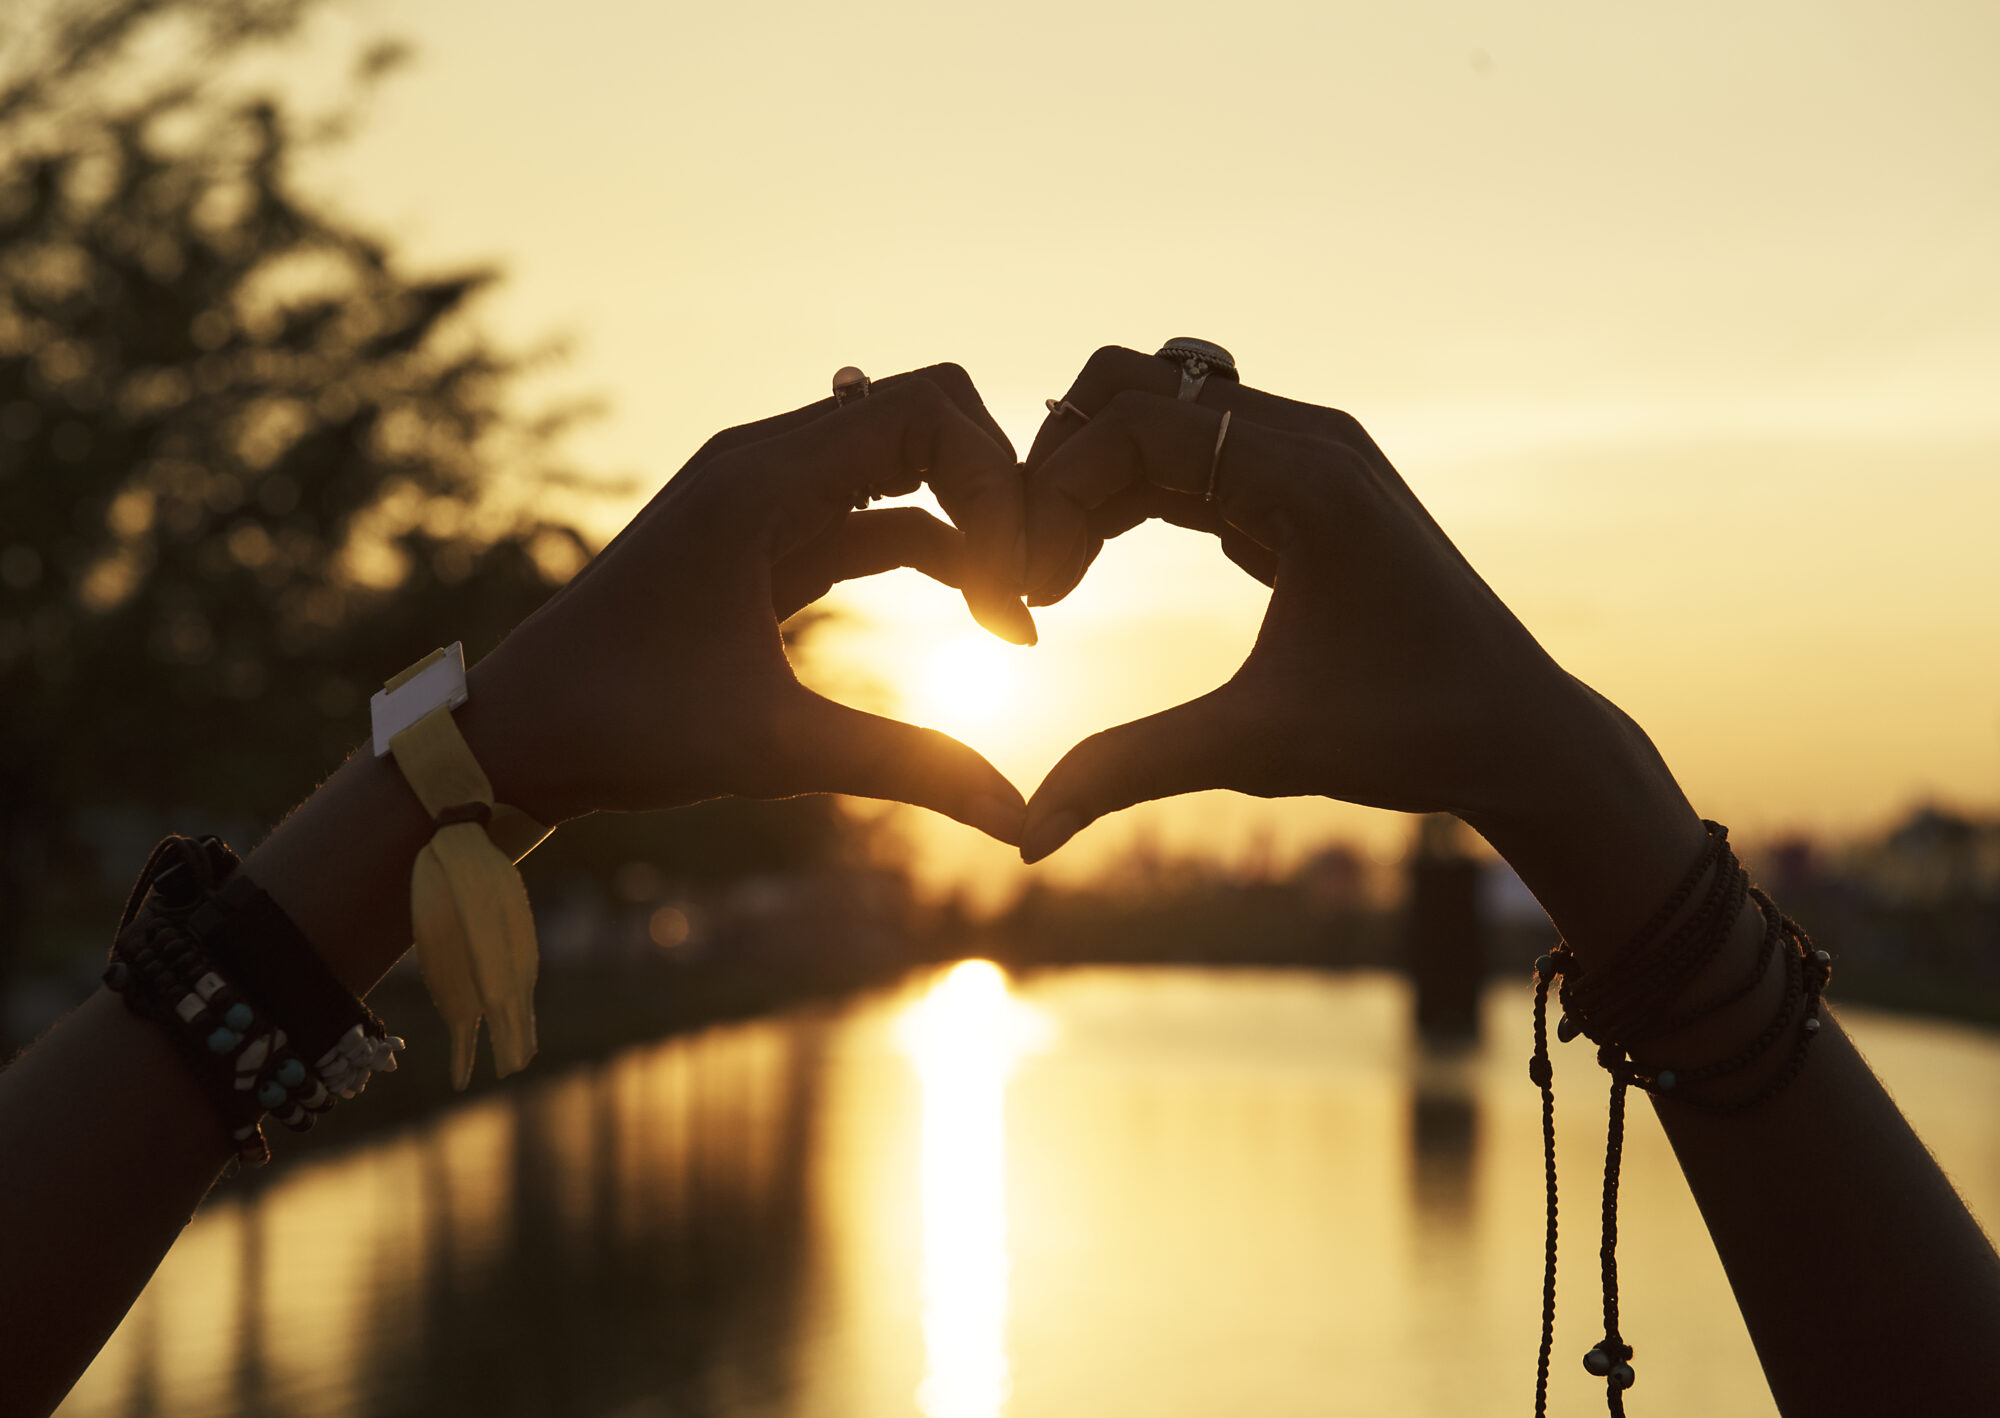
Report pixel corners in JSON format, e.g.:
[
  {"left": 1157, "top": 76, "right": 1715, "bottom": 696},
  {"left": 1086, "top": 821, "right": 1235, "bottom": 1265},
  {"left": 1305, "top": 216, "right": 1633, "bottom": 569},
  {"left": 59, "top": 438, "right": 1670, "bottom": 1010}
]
[
  {"left": 1526, "top": 822, "right": 1832, "bottom": 1417},
  {"left": 109, "top": 920, "right": 335, "bottom": 1163},
  {"left": 105, "top": 835, "right": 403, "bottom": 1165}
]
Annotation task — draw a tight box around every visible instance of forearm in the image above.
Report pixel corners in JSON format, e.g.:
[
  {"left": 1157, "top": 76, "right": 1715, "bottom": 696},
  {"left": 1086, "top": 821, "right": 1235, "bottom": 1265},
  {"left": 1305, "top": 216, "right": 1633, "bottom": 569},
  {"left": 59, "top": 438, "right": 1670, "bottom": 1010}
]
[
  {"left": 0, "top": 373, "right": 1028, "bottom": 1418},
  {"left": 0, "top": 990, "right": 232, "bottom": 1418},
  {"left": 0, "top": 690, "right": 527, "bottom": 1417},
  {"left": 1664, "top": 1012, "right": 2000, "bottom": 1412},
  {"left": 1471, "top": 696, "right": 2000, "bottom": 1415}
]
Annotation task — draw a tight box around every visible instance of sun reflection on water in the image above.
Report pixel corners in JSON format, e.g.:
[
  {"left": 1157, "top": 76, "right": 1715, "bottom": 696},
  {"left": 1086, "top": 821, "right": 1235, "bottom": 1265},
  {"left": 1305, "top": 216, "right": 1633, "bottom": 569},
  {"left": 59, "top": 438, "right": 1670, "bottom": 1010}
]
[{"left": 895, "top": 961, "right": 1053, "bottom": 1418}]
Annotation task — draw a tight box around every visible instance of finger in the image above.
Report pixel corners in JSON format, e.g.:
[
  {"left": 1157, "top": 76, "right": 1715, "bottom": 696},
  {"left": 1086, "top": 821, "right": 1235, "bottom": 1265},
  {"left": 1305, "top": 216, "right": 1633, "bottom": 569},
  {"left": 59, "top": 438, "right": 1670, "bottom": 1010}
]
[
  {"left": 577, "top": 364, "right": 1013, "bottom": 592},
  {"left": 1021, "top": 437, "right": 1145, "bottom": 608},
  {"left": 719, "top": 373, "right": 1035, "bottom": 645},
  {"left": 1034, "top": 344, "right": 1366, "bottom": 451},
  {"left": 1019, "top": 687, "right": 1246, "bottom": 863},
  {"left": 1020, "top": 347, "right": 1200, "bottom": 588},
  {"left": 779, "top": 691, "right": 1027, "bottom": 846},
  {"left": 1220, "top": 532, "right": 1279, "bottom": 586},
  {"left": 691, "top": 362, "right": 1013, "bottom": 473},
  {"left": 828, "top": 378, "right": 1034, "bottom": 645},
  {"left": 1023, "top": 482, "right": 1276, "bottom": 606},
  {"left": 1019, "top": 482, "right": 1191, "bottom": 608},
  {"left": 1027, "top": 389, "right": 1332, "bottom": 602},
  {"left": 1024, "top": 345, "right": 1365, "bottom": 603},
  {"left": 891, "top": 365, "right": 1032, "bottom": 646},
  {"left": 1135, "top": 487, "right": 1279, "bottom": 584},
  {"left": 770, "top": 507, "right": 968, "bottom": 621}
]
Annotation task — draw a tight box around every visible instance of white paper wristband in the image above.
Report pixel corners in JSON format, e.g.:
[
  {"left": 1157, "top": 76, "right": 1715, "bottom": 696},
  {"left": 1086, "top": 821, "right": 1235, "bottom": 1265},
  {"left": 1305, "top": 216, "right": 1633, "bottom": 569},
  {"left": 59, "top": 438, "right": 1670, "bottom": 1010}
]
[{"left": 369, "top": 642, "right": 468, "bottom": 757}]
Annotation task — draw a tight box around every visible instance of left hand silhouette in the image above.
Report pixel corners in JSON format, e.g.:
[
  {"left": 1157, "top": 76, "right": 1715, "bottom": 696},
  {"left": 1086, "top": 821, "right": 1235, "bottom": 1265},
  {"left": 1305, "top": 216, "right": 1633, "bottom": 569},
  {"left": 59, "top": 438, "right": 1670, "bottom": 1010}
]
[{"left": 459, "top": 364, "right": 1033, "bottom": 845}]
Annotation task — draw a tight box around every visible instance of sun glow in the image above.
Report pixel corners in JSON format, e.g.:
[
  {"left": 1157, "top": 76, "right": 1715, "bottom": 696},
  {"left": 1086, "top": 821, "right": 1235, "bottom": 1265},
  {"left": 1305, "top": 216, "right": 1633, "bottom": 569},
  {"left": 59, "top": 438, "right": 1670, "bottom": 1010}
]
[
  {"left": 895, "top": 961, "right": 1053, "bottom": 1418},
  {"left": 913, "top": 633, "right": 1018, "bottom": 733}
]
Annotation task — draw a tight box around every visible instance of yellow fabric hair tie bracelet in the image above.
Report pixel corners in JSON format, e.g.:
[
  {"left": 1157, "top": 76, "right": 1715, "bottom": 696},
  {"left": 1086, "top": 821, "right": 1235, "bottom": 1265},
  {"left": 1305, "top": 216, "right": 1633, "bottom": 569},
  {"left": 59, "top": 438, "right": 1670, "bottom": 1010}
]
[{"left": 371, "top": 644, "right": 552, "bottom": 1089}]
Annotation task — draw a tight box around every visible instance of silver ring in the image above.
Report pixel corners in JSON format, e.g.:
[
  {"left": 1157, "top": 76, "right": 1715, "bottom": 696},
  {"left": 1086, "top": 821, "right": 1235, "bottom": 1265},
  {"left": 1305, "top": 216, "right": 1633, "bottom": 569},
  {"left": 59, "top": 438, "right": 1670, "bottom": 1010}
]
[
  {"left": 1045, "top": 397, "right": 1091, "bottom": 423},
  {"left": 1204, "top": 410, "right": 1232, "bottom": 502},
  {"left": 1156, "top": 337, "right": 1239, "bottom": 403},
  {"left": 832, "top": 365, "right": 871, "bottom": 406},
  {"left": 832, "top": 366, "right": 875, "bottom": 506}
]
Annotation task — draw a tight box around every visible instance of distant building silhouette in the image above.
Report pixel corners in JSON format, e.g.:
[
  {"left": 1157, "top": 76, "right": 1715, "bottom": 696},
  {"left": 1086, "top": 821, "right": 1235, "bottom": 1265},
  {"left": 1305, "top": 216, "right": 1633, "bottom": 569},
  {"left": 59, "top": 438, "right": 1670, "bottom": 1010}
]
[{"left": 1404, "top": 816, "right": 1484, "bottom": 1043}]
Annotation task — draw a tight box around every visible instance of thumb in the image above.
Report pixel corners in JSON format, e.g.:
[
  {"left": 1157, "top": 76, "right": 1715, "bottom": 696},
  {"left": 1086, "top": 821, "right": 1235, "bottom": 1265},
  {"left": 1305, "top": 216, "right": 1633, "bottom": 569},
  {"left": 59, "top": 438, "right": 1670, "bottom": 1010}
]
[
  {"left": 778, "top": 691, "right": 1027, "bottom": 846},
  {"left": 1021, "top": 687, "right": 1245, "bottom": 863}
]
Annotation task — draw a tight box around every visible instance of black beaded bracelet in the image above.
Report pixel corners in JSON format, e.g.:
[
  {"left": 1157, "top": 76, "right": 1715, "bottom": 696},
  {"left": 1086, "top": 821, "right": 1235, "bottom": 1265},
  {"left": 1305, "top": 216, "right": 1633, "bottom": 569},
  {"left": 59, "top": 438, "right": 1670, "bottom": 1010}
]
[
  {"left": 105, "top": 835, "right": 403, "bottom": 1165},
  {"left": 109, "top": 918, "right": 334, "bottom": 1163}
]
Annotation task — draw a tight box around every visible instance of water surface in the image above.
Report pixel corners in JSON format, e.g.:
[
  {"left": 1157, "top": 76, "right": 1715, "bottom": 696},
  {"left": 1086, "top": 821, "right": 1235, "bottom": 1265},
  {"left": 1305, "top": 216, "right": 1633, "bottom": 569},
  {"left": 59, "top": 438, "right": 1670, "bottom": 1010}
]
[{"left": 56, "top": 966, "right": 2000, "bottom": 1418}]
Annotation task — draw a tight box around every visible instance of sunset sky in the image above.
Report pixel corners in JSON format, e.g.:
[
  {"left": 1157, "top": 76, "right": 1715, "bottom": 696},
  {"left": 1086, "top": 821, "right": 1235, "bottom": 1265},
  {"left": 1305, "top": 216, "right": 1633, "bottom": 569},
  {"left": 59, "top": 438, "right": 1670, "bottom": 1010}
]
[{"left": 283, "top": 0, "right": 2000, "bottom": 896}]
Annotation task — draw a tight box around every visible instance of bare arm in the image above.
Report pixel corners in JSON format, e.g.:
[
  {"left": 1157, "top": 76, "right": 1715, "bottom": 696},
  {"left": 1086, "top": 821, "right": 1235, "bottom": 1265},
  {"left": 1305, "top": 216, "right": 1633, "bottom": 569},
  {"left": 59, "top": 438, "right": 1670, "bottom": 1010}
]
[
  {"left": 0, "top": 366, "right": 1035, "bottom": 1418},
  {"left": 1017, "top": 343, "right": 2000, "bottom": 1416},
  {"left": 1480, "top": 723, "right": 2000, "bottom": 1414},
  {"left": 0, "top": 743, "right": 438, "bottom": 1418}
]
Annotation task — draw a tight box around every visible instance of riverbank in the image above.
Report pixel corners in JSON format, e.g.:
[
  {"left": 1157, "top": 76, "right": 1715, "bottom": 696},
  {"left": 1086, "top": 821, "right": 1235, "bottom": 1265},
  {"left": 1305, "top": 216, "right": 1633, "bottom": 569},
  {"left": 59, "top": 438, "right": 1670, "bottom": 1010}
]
[{"left": 223, "top": 878, "right": 2000, "bottom": 1187}]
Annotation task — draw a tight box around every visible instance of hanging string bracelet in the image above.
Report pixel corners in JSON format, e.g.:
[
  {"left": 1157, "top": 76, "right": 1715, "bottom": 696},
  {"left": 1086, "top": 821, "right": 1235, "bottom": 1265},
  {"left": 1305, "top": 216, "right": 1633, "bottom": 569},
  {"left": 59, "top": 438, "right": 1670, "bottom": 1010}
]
[{"left": 1528, "top": 820, "right": 1833, "bottom": 1416}]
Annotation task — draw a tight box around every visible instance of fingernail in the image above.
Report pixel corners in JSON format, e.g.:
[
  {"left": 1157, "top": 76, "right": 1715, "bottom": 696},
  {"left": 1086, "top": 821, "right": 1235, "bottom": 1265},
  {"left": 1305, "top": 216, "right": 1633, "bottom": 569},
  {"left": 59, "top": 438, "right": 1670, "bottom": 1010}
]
[
  {"left": 1021, "top": 810, "right": 1081, "bottom": 865},
  {"left": 1011, "top": 597, "right": 1038, "bottom": 646},
  {"left": 974, "top": 594, "right": 1037, "bottom": 647},
  {"left": 965, "top": 794, "right": 1025, "bottom": 846}
]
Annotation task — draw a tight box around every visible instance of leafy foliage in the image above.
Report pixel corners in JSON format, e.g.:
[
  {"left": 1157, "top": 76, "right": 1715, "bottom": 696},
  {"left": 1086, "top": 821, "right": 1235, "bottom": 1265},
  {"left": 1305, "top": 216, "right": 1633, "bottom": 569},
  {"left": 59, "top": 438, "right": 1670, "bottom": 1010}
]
[{"left": 0, "top": 1, "right": 822, "bottom": 978}]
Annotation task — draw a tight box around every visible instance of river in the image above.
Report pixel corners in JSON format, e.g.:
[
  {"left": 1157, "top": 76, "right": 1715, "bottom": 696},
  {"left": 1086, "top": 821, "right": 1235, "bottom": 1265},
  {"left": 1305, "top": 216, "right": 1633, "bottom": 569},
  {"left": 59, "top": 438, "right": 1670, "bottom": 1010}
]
[{"left": 54, "top": 965, "right": 2000, "bottom": 1418}]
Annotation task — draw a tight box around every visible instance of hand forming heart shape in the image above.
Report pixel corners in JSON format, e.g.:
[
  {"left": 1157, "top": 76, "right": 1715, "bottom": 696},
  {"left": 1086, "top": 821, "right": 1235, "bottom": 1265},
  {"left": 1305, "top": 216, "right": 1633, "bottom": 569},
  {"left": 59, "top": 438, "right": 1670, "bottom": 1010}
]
[
  {"left": 1014, "top": 342, "right": 1580, "bottom": 864},
  {"left": 462, "top": 345, "right": 1695, "bottom": 948}
]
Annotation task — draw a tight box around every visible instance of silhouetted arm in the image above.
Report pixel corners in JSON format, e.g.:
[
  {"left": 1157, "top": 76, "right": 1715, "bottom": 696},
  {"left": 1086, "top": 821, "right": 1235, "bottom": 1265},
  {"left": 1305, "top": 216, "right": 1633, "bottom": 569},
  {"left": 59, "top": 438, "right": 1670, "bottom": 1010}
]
[
  {"left": 1483, "top": 728, "right": 2000, "bottom": 1415},
  {"left": 0, "top": 740, "right": 442, "bottom": 1418},
  {"left": 0, "top": 367, "right": 1034, "bottom": 1418},
  {"left": 1018, "top": 344, "right": 2000, "bottom": 1417}
]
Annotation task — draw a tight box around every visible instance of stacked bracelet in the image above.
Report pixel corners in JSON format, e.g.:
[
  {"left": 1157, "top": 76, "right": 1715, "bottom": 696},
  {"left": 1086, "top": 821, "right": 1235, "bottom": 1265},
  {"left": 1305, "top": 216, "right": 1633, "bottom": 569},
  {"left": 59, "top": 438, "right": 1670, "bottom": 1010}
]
[
  {"left": 1525, "top": 822, "right": 1832, "bottom": 1416},
  {"left": 105, "top": 834, "right": 403, "bottom": 1166}
]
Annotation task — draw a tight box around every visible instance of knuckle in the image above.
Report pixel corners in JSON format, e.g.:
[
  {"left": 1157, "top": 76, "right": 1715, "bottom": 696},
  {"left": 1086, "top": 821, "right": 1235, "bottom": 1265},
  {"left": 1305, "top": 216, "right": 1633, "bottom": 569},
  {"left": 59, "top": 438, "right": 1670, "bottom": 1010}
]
[
  {"left": 880, "top": 376, "right": 944, "bottom": 414},
  {"left": 1324, "top": 409, "right": 1387, "bottom": 463},
  {"left": 921, "top": 361, "right": 975, "bottom": 398},
  {"left": 1325, "top": 407, "right": 1366, "bottom": 439},
  {"left": 1320, "top": 435, "right": 1381, "bottom": 493},
  {"left": 688, "top": 425, "right": 747, "bottom": 467},
  {"left": 1084, "top": 344, "right": 1129, "bottom": 374},
  {"left": 1248, "top": 430, "right": 1347, "bottom": 528},
  {"left": 1097, "top": 387, "right": 1156, "bottom": 425},
  {"left": 1051, "top": 347, "right": 1167, "bottom": 428},
  {"left": 686, "top": 449, "right": 774, "bottom": 522},
  {"left": 867, "top": 382, "right": 947, "bottom": 454},
  {"left": 1281, "top": 429, "right": 1339, "bottom": 477}
]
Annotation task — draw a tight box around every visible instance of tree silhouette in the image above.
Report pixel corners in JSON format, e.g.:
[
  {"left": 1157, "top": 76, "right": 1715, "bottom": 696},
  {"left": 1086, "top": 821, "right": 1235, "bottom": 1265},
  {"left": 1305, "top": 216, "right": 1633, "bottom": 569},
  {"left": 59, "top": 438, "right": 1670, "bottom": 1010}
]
[{"left": 0, "top": 1, "right": 847, "bottom": 1002}]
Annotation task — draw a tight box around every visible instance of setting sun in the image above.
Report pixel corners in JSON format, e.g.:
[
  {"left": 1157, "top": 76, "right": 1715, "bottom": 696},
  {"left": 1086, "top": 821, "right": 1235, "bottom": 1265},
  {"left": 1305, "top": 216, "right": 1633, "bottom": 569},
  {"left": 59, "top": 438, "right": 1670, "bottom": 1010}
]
[{"left": 913, "top": 633, "right": 1019, "bottom": 733}]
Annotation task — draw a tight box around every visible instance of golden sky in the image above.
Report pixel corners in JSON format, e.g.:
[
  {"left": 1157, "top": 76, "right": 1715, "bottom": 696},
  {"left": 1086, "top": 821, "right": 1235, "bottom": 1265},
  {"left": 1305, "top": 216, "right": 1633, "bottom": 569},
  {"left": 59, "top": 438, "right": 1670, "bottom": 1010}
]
[{"left": 290, "top": 0, "right": 2000, "bottom": 897}]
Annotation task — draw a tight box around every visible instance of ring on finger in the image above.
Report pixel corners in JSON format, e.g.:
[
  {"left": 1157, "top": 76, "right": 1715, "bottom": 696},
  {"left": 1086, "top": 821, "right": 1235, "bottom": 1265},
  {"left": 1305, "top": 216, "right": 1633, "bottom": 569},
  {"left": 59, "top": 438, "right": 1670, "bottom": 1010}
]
[
  {"left": 831, "top": 365, "right": 878, "bottom": 506},
  {"left": 832, "top": 365, "right": 871, "bottom": 406},
  {"left": 1156, "top": 336, "right": 1239, "bottom": 403},
  {"left": 1204, "top": 410, "right": 1232, "bottom": 503}
]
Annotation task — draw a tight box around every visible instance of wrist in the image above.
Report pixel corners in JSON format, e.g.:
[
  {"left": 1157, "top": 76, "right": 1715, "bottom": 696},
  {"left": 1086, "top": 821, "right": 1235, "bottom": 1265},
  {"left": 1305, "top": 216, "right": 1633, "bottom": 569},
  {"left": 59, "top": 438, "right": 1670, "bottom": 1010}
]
[
  {"left": 458, "top": 656, "right": 584, "bottom": 826},
  {"left": 245, "top": 650, "right": 570, "bottom": 1001},
  {"left": 243, "top": 745, "right": 435, "bottom": 996},
  {"left": 1461, "top": 682, "right": 1707, "bottom": 970}
]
